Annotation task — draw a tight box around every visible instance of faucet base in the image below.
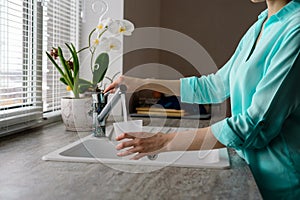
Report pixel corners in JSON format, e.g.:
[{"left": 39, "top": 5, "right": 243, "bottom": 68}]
[{"left": 93, "top": 126, "right": 106, "bottom": 137}]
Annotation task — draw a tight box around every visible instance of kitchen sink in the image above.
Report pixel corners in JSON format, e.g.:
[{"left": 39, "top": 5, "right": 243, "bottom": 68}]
[{"left": 42, "top": 126, "right": 230, "bottom": 169}]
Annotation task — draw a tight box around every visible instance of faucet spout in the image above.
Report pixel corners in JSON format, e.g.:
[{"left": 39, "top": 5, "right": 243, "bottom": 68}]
[
  {"left": 92, "top": 85, "right": 127, "bottom": 137},
  {"left": 97, "top": 85, "right": 127, "bottom": 122},
  {"left": 92, "top": 92, "right": 107, "bottom": 137}
]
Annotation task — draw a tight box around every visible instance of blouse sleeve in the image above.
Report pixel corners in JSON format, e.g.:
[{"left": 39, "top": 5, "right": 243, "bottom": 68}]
[
  {"left": 180, "top": 37, "right": 244, "bottom": 104},
  {"left": 212, "top": 28, "right": 300, "bottom": 150}
]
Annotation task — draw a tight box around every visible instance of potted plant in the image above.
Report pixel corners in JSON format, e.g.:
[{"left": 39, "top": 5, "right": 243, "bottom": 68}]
[{"left": 46, "top": 16, "right": 134, "bottom": 131}]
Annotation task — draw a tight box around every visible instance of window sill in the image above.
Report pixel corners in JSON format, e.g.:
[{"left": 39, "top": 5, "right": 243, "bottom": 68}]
[{"left": 0, "top": 111, "right": 62, "bottom": 138}]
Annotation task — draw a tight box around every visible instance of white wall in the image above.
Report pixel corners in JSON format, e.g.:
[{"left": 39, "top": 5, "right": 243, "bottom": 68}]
[
  {"left": 80, "top": 0, "right": 124, "bottom": 117},
  {"left": 123, "top": 0, "right": 161, "bottom": 78},
  {"left": 80, "top": 0, "right": 124, "bottom": 88}
]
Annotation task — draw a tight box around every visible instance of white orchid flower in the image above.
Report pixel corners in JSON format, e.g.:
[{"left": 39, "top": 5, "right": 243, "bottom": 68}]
[
  {"left": 108, "top": 19, "right": 135, "bottom": 36},
  {"left": 93, "top": 38, "right": 100, "bottom": 46},
  {"left": 99, "top": 37, "right": 122, "bottom": 52},
  {"left": 96, "top": 18, "right": 113, "bottom": 33}
]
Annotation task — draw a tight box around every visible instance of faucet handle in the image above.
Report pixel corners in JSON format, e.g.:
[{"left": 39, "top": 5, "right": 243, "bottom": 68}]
[
  {"left": 97, "top": 86, "right": 124, "bottom": 122},
  {"left": 92, "top": 92, "right": 106, "bottom": 104},
  {"left": 92, "top": 93, "right": 99, "bottom": 103},
  {"left": 119, "top": 84, "right": 127, "bottom": 93}
]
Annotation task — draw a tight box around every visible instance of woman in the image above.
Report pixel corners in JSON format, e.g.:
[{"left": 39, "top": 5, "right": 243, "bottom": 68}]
[{"left": 105, "top": 0, "right": 300, "bottom": 198}]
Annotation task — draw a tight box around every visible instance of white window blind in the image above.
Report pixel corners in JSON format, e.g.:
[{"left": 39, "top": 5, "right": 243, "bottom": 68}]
[
  {"left": 0, "top": 0, "right": 81, "bottom": 136},
  {"left": 42, "top": 0, "right": 81, "bottom": 113},
  {"left": 0, "top": 0, "right": 43, "bottom": 136}
]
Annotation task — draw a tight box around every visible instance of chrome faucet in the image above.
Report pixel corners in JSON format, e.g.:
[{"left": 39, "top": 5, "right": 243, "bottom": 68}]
[
  {"left": 92, "top": 91, "right": 107, "bottom": 137},
  {"left": 92, "top": 85, "right": 127, "bottom": 137},
  {"left": 92, "top": 85, "right": 158, "bottom": 161}
]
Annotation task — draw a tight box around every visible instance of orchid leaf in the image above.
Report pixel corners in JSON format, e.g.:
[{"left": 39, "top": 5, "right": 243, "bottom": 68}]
[
  {"left": 46, "top": 51, "right": 72, "bottom": 88},
  {"left": 93, "top": 53, "right": 109, "bottom": 84},
  {"left": 60, "top": 77, "right": 68, "bottom": 86},
  {"left": 78, "top": 78, "right": 94, "bottom": 93},
  {"left": 79, "top": 78, "right": 92, "bottom": 85},
  {"left": 78, "top": 83, "right": 94, "bottom": 93},
  {"left": 68, "top": 43, "right": 79, "bottom": 78},
  {"left": 57, "top": 47, "right": 73, "bottom": 86}
]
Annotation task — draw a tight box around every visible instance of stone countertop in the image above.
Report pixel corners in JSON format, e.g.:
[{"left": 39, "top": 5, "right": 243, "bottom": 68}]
[{"left": 0, "top": 120, "right": 262, "bottom": 200}]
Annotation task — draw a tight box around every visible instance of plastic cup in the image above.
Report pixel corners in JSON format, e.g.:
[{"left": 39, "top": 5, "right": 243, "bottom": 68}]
[
  {"left": 113, "top": 120, "right": 143, "bottom": 159},
  {"left": 113, "top": 120, "right": 143, "bottom": 138}
]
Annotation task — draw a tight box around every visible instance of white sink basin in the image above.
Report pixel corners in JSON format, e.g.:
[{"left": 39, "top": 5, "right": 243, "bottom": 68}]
[{"left": 42, "top": 126, "right": 230, "bottom": 169}]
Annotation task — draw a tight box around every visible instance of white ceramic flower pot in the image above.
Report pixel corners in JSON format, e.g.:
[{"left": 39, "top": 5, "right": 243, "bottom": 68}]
[{"left": 61, "top": 97, "right": 93, "bottom": 131}]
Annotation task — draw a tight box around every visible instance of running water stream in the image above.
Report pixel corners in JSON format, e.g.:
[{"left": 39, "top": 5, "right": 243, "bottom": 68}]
[{"left": 121, "top": 94, "right": 128, "bottom": 122}]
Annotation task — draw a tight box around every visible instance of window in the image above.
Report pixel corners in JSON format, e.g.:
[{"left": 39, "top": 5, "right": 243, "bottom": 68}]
[
  {"left": 0, "top": 0, "right": 81, "bottom": 136},
  {"left": 42, "top": 0, "right": 81, "bottom": 113},
  {"left": 0, "top": 0, "right": 43, "bottom": 135}
]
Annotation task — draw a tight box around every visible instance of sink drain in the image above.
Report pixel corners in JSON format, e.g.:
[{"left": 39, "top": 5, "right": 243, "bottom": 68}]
[{"left": 147, "top": 154, "right": 158, "bottom": 160}]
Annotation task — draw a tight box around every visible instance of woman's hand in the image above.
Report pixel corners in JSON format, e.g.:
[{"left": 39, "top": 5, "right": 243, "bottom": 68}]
[
  {"left": 115, "top": 127, "right": 224, "bottom": 160},
  {"left": 104, "top": 75, "right": 181, "bottom": 96},
  {"left": 104, "top": 75, "right": 143, "bottom": 94},
  {"left": 115, "top": 132, "right": 174, "bottom": 160}
]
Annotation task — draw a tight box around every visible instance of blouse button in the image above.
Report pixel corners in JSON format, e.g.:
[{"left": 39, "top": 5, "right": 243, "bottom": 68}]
[{"left": 258, "top": 121, "right": 265, "bottom": 127}]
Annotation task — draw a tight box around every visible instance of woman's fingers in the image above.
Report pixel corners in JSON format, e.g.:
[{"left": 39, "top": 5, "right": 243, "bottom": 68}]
[
  {"left": 115, "top": 132, "right": 171, "bottom": 160},
  {"left": 104, "top": 75, "right": 144, "bottom": 94},
  {"left": 115, "top": 132, "right": 150, "bottom": 150},
  {"left": 115, "top": 138, "right": 136, "bottom": 150},
  {"left": 115, "top": 132, "right": 154, "bottom": 142},
  {"left": 103, "top": 76, "right": 124, "bottom": 93},
  {"left": 103, "top": 82, "right": 118, "bottom": 93},
  {"left": 116, "top": 150, "right": 134, "bottom": 157},
  {"left": 117, "top": 148, "right": 155, "bottom": 160},
  {"left": 116, "top": 146, "right": 142, "bottom": 157},
  {"left": 115, "top": 133, "right": 136, "bottom": 141}
]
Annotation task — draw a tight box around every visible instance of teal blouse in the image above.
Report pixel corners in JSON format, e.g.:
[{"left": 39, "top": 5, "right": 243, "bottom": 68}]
[{"left": 180, "top": 1, "right": 300, "bottom": 199}]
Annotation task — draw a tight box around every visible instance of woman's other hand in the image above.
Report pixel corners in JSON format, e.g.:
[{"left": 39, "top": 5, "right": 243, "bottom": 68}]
[
  {"left": 104, "top": 75, "right": 143, "bottom": 94},
  {"left": 104, "top": 75, "right": 181, "bottom": 96}
]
